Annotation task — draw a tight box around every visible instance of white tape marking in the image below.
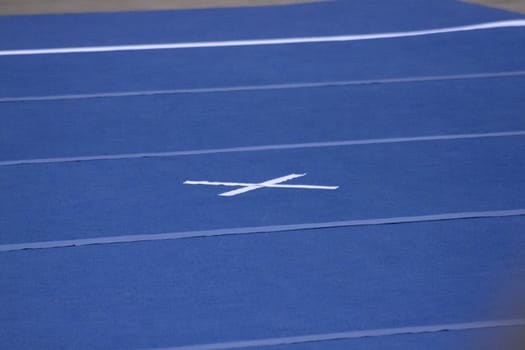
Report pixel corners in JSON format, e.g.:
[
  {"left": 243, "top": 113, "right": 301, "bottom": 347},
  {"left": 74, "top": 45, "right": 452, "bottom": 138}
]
[
  {"left": 183, "top": 181, "right": 339, "bottom": 190},
  {"left": 1, "top": 20, "right": 524, "bottom": 56},
  {"left": 184, "top": 173, "right": 339, "bottom": 196},
  {"left": 218, "top": 173, "right": 306, "bottom": 196}
]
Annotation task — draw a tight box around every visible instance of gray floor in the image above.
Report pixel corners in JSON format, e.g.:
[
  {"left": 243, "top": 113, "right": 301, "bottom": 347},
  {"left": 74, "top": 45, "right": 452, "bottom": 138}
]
[
  {"left": 465, "top": 0, "right": 525, "bottom": 13},
  {"left": 0, "top": 0, "right": 524, "bottom": 15},
  {"left": 0, "top": 0, "right": 325, "bottom": 15}
]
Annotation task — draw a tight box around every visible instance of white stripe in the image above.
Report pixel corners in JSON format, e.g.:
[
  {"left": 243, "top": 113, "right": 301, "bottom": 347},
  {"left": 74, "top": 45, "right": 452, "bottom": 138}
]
[
  {"left": 1, "top": 208, "right": 524, "bottom": 252},
  {"left": 184, "top": 181, "right": 339, "bottom": 190},
  {"left": 216, "top": 178, "right": 339, "bottom": 195},
  {"left": 1, "top": 70, "right": 524, "bottom": 103},
  {"left": 1, "top": 20, "right": 524, "bottom": 56},
  {"left": 1, "top": 130, "right": 525, "bottom": 167},
  {"left": 150, "top": 319, "right": 525, "bottom": 350},
  {"left": 218, "top": 173, "right": 306, "bottom": 196}
]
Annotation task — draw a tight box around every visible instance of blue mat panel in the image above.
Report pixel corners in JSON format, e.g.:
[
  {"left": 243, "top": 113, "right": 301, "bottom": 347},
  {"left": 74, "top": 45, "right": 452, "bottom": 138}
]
[
  {"left": 1, "top": 136, "right": 524, "bottom": 244},
  {"left": 1, "top": 219, "right": 524, "bottom": 349},
  {"left": 1, "top": 77, "right": 525, "bottom": 161},
  {"left": 1, "top": 29, "right": 524, "bottom": 98}
]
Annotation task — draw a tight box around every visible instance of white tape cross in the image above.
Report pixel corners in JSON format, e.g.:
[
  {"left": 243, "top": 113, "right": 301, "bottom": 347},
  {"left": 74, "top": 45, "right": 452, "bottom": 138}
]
[{"left": 184, "top": 173, "right": 339, "bottom": 196}]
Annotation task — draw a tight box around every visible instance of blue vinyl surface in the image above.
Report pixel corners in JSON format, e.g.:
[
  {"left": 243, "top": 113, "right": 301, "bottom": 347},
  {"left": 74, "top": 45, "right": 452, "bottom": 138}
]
[
  {"left": 1, "top": 0, "right": 524, "bottom": 349},
  {"left": 1, "top": 29, "right": 525, "bottom": 98},
  {"left": 1, "top": 77, "right": 525, "bottom": 160},
  {"left": 2, "top": 136, "right": 525, "bottom": 244},
  {"left": 1, "top": 219, "right": 525, "bottom": 349}
]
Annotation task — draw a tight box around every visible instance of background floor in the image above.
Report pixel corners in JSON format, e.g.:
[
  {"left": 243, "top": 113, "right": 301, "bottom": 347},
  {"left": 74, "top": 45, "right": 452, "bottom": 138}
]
[
  {"left": 466, "top": 0, "right": 525, "bottom": 14},
  {"left": 0, "top": 0, "right": 524, "bottom": 14},
  {"left": 0, "top": 0, "right": 324, "bottom": 15}
]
